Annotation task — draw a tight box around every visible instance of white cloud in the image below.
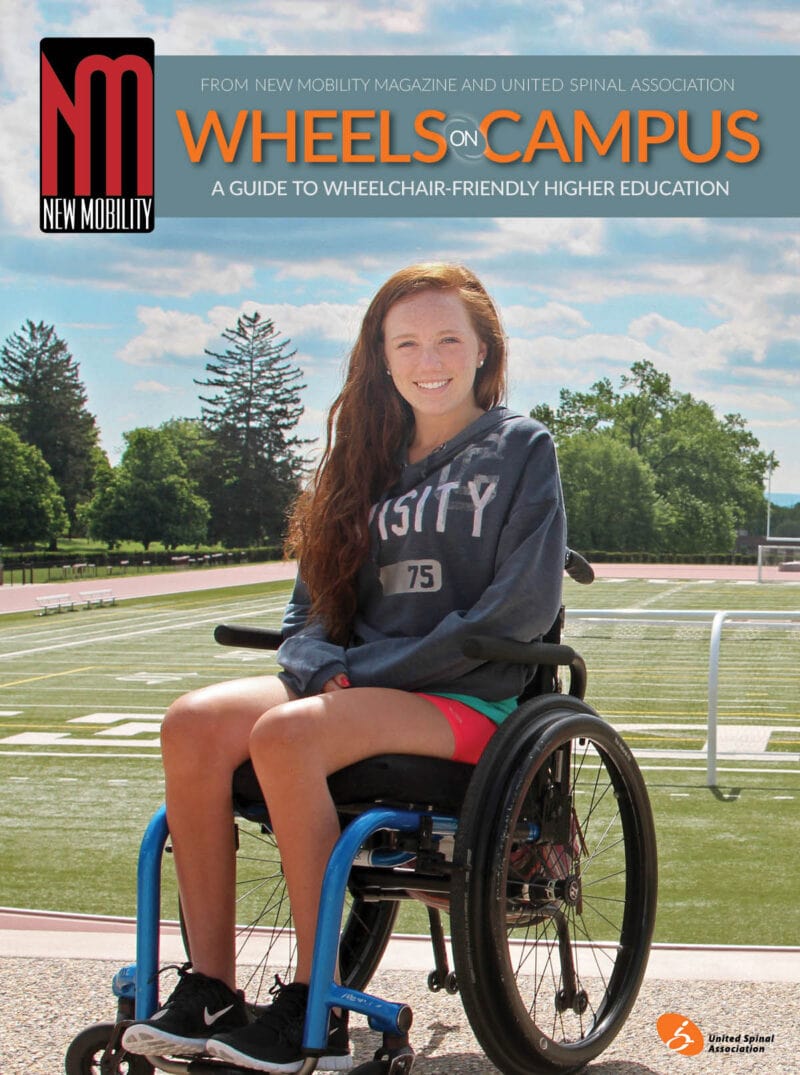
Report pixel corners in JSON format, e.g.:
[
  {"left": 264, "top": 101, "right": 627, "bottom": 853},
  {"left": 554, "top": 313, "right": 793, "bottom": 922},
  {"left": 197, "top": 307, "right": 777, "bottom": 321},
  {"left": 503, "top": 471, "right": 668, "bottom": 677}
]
[
  {"left": 20, "top": 249, "right": 258, "bottom": 298},
  {"left": 503, "top": 302, "right": 590, "bottom": 336},
  {"left": 476, "top": 218, "right": 608, "bottom": 260},
  {"left": 134, "top": 379, "right": 181, "bottom": 394},
  {"left": 704, "top": 385, "right": 795, "bottom": 416},
  {"left": 731, "top": 365, "right": 800, "bottom": 389},
  {"left": 266, "top": 301, "right": 363, "bottom": 344},
  {"left": 112, "top": 252, "right": 257, "bottom": 297},
  {"left": 120, "top": 307, "right": 220, "bottom": 366},
  {"left": 270, "top": 257, "right": 377, "bottom": 286},
  {"left": 0, "top": 4, "right": 44, "bottom": 232},
  {"left": 61, "top": 1, "right": 431, "bottom": 54},
  {"left": 741, "top": 10, "right": 800, "bottom": 44},
  {"left": 119, "top": 299, "right": 362, "bottom": 366},
  {"left": 508, "top": 330, "right": 658, "bottom": 386}
]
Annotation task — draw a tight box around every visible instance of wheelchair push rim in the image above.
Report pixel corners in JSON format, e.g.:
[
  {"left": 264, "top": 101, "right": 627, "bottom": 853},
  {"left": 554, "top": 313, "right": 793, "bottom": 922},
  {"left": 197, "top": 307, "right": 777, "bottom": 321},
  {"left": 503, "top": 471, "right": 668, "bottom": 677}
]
[{"left": 451, "top": 698, "right": 658, "bottom": 1075}]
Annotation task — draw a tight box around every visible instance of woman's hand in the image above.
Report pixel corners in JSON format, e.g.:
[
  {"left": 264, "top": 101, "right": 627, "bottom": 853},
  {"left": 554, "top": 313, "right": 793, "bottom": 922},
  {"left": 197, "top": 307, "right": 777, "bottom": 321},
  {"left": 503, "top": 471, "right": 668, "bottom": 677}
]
[{"left": 322, "top": 673, "right": 351, "bottom": 693}]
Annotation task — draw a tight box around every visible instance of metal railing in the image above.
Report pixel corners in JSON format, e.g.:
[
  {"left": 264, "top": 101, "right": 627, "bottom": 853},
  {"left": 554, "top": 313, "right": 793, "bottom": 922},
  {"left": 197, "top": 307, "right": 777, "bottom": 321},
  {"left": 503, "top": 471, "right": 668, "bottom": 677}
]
[{"left": 568, "top": 608, "right": 800, "bottom": 786}]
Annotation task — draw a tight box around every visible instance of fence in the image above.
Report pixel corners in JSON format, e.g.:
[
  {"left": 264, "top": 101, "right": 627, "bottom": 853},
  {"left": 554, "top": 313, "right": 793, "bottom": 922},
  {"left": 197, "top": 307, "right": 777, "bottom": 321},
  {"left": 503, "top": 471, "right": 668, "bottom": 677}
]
[{"left": 567, "top": 608, "right": 800, "bottom": 786}]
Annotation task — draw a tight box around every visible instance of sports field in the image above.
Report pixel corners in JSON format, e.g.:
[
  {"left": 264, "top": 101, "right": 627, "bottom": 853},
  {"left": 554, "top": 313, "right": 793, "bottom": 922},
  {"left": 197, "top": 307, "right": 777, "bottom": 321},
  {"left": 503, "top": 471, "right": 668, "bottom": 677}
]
[{"left": 0, "top": 576, "right": 798, "bottom": 946}]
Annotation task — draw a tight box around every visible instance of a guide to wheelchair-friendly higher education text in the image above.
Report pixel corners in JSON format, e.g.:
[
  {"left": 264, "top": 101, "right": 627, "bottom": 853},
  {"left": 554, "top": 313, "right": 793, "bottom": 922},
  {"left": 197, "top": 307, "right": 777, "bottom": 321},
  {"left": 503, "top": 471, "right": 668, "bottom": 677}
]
[{"left": 1, "top": 8, "right": 798, "bottom": 1074}]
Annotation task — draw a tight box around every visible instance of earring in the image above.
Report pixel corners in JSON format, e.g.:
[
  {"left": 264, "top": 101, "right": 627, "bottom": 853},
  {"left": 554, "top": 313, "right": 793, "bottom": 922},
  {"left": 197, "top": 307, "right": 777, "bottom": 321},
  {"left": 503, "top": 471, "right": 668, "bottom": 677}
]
[{"left": 385, "top": 368, "right": 392, "bottom": 376}]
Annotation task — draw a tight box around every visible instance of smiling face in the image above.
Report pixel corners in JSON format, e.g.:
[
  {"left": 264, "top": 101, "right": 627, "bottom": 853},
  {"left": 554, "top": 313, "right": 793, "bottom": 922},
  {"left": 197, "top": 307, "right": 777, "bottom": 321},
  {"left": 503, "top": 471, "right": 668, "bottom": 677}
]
[{"left": 382, "top": 288, "right": 488, "bottom": 445}]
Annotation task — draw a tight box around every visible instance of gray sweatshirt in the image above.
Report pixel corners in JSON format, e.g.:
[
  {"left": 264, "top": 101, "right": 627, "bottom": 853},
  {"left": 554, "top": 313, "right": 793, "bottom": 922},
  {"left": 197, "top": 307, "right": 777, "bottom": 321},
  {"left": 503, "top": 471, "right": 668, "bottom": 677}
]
[{"left": 277, "top": 406, "right": 566, "bottom": 702}]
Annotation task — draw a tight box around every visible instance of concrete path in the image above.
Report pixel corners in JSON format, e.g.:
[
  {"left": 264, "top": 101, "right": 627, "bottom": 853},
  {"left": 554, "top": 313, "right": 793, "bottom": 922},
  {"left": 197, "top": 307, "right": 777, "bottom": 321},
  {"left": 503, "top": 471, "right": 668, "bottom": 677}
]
[{"left": 1, "top": 907, "right": 798, "bottom": 983}]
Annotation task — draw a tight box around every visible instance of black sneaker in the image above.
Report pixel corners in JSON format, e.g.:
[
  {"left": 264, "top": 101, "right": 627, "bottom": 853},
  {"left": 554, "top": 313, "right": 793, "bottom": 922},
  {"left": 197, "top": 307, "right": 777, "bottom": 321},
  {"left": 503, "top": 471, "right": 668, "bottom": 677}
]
[
  {"left": 121, "top": 964, "right": 249, "bottom": 1057},
  {"left": 206, "top": 978, "right": 352, "bottom": 1072}
]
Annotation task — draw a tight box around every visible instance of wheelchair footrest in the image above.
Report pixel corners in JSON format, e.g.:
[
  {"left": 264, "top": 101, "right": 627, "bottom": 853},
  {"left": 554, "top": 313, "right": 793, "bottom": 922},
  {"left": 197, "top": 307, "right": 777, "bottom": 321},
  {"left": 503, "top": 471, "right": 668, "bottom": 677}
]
[{"left": 351, "top": 1033, "right": 415, "bottom": 1074}]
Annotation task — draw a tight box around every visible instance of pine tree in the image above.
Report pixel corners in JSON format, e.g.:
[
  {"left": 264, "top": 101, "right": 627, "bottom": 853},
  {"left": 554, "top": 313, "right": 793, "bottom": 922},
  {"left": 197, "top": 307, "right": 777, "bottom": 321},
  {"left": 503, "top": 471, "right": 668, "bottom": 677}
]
[
  {"left": 194, "top": 311, "right": 309, "bottom": 546},
  {"left": 0, "top": 320, "right": 101, "bottom": 536}
]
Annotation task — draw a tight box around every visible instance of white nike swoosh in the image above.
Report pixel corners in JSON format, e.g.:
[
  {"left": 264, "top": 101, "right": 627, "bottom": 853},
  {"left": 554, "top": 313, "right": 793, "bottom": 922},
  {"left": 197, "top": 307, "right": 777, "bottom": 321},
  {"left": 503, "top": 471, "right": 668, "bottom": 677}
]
[{"left": 204, "top": 1003, "right": 234, "bottom": 1026}]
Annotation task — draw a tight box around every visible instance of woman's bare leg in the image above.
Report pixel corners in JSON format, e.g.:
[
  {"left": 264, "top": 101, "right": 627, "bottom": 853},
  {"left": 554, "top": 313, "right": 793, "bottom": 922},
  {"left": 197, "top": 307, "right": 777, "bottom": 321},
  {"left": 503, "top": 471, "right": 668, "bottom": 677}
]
[
  {"left": 160, "top": 675, "right": 295, "bottom": 990},
  {"left": 248, "top": 688, "right": 455, "bottom": 983}
]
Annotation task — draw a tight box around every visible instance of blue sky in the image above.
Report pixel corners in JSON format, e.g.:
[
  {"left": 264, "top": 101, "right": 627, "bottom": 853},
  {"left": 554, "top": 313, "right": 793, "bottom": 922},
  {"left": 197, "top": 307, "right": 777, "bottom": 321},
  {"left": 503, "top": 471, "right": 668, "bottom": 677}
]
[{"left": 1, "top": 2, "right": 799, "bottom": 493}]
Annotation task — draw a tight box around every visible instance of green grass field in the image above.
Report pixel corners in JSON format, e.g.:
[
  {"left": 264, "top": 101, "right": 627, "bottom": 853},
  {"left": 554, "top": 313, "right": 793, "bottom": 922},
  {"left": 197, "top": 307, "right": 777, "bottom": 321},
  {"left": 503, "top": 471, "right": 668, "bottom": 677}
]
[{"left": 0, "top": 576, "right": 798, "bottom": 946}]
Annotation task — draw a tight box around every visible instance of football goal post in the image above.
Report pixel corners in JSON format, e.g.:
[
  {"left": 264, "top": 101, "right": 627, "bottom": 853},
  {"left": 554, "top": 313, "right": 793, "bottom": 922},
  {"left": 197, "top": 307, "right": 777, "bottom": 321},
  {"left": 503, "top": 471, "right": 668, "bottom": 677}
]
[{"left": 757, "top": 543, "right": 800, "bottom": 582}]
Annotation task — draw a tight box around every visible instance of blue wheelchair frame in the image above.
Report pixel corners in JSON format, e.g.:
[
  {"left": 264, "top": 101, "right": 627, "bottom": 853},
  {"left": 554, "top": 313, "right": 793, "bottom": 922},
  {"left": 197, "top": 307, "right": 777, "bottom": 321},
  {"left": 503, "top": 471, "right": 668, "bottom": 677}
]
[{"left": 130, "top": 805, "right": 467, "bottom": 1063}]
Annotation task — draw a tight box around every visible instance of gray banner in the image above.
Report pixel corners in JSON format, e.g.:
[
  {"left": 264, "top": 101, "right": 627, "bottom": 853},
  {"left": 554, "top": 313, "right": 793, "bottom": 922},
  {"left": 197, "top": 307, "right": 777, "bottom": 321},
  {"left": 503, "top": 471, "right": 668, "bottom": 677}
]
[{"left": 154, "top": 56, "right": 799, "bottom": 217}]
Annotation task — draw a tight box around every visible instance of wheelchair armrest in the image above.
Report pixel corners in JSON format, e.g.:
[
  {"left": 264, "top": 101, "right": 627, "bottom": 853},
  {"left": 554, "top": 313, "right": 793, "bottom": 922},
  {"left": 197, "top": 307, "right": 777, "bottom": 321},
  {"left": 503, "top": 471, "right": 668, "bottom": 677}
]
[
  {"left": 463, "top": 635, "right": 577, "bottom": 667},
  {"left": 213, "top": 626, "right": 576, "bottom": 669},
  {"left": 565, "top": 548, "right": 595, "bottom": 585},
  {"left": 214, "top": 624, "right": 283, "bottom": 649}
]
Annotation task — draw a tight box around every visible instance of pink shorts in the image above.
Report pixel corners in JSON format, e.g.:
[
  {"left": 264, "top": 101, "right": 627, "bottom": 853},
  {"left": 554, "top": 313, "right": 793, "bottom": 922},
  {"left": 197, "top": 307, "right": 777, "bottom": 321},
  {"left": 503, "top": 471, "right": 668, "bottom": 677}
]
[{"left": 417, "top": 693, "right": 498, "bottom": 764}]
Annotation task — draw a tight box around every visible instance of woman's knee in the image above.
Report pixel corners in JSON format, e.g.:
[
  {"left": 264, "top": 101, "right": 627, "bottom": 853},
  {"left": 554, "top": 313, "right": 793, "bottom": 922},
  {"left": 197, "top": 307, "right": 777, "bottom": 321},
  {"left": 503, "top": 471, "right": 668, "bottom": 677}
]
[
  {"left": 248, "top": 702, "right": 318, "bottom": 766},
  {"left": 162, "top": 676, "right": 293, "bottom": 772},
  {"left": 161, "top": 688, "right": 246, "bottom": 773},
  {"left": 161, "top": 691, "right": 215, "bottom": 761}
]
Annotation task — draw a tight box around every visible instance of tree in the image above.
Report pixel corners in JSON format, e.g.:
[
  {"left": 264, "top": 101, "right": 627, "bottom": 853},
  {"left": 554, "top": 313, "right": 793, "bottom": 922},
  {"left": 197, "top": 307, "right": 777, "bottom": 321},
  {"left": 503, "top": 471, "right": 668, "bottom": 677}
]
[
  {"left": 557, "top": 431, "right": 664, "bottom": 551},
  {"left": 649, "top": 397, "right": 767, "bottom": 552},
  {"left": 771, "top": 501, "right": 800, "bottom": 538},
  {"left": 535, "top": 361, "right": 771, "bottom": 553},
  {"left": 0, "top": 320, "right": 102, "bottom": 535},
  {"left": 0, "top": 425, "right": 68, "bottom": 546},
  {"left": 86, "top": 427, "right": 209, "bottom": 549},
  {"left": 194, "top": 312, "right": 309, "bottom": 547}
]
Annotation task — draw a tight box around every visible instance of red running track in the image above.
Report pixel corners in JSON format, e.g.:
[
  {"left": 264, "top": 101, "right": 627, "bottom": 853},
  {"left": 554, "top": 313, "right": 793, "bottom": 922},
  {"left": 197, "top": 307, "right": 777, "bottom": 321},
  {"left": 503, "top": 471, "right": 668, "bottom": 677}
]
[{"left": 0, "top": 559, "right": 794, "bottom": 617}]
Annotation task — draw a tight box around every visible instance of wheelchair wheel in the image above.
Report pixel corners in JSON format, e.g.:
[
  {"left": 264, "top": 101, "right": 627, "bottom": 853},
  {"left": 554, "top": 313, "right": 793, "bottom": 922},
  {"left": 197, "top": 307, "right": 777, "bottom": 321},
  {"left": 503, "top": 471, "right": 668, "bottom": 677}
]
[
  {"left": 451, "top": 697, "right": 657, "bottom": 1075},
  {"left": 64, "top": 1021, "right": 154, "bottom": 1074},
  {"left": 205, "top": 817, "right": 398, "bottom": 1001}
]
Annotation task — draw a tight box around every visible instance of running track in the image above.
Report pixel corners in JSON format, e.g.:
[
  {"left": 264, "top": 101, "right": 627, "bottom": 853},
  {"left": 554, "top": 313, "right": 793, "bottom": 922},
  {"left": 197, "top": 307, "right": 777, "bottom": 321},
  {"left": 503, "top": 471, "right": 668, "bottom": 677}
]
[{"left": 0, "top": 558, "right": 794, "bottom": 616}]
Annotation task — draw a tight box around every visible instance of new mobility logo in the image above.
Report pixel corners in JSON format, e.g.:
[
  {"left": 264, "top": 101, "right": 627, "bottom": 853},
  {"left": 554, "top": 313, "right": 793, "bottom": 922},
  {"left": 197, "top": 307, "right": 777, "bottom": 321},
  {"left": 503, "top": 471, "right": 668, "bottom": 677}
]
[{"left": 40, "top": 38, "right": 154, "bottom": 233}]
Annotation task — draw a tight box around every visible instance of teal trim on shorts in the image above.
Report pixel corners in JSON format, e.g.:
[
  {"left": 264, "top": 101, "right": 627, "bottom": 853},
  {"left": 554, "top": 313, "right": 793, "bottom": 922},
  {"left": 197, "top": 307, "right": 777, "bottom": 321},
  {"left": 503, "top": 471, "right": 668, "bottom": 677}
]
[{"left": 425, "top": 692, "right": 518, "bottom": 726}]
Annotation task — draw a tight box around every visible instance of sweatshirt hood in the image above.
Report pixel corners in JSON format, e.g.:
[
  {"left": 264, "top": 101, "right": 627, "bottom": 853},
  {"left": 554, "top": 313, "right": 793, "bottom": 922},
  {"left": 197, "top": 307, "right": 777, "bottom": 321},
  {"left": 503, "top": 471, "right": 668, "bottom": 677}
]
[{"left": 395, "top": 405, "right": 514, "bottom": 489}]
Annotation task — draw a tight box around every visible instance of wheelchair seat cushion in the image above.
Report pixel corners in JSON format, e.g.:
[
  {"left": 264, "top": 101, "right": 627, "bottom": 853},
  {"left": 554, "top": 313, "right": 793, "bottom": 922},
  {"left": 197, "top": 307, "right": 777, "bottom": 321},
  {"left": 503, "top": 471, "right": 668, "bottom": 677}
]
[{"left": 232, "top": 754, "right": 475, "bottom": 821}]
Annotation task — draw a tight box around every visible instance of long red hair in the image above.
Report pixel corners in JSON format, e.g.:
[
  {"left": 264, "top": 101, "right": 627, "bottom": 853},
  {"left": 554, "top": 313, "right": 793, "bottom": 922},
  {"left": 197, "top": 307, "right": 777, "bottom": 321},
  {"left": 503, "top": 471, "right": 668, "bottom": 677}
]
[{"left": 285, "top": 263, "right": 507, "bottom": 642}]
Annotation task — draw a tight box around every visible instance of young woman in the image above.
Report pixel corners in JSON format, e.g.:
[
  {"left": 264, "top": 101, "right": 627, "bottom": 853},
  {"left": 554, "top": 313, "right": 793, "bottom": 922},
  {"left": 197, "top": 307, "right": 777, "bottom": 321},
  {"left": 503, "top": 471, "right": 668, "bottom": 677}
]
[{"left": 123, "top": 263, "right": 566, "bottom": 1073}]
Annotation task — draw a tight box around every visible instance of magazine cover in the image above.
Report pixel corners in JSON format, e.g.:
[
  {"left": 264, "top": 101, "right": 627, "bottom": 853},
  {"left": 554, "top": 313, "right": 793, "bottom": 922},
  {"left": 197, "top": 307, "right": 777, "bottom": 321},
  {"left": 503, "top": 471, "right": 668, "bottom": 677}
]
[{"left": 1, "top": 4, "right": 798, "bottom": 1075}]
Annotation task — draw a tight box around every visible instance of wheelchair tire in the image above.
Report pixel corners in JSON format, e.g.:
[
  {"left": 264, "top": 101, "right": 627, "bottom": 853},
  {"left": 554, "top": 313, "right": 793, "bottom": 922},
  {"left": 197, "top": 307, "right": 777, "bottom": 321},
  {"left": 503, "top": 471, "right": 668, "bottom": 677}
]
[
  {"left": 64, "top": 1022, "right": 154, "bottom": 1075},
  {"left": 191, "top": 818, "right": 398, "bottom": 1001},
  {"left": 451, "top": 697, "right": 657, "bottom": 1075}
]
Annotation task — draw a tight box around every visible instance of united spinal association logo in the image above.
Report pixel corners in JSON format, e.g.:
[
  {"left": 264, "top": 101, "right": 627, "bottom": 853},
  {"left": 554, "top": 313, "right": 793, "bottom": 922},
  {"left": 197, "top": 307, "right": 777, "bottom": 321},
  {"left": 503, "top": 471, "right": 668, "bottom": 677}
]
[
  {"left": 657, "top": 1011, "right": 777, "bottom": 1058},
  {"left": 40, "top": 38, "right": 154, "bottom": 233},
  {"left": 656, "top": 1012, "right": 705, "bottom": 1057}
]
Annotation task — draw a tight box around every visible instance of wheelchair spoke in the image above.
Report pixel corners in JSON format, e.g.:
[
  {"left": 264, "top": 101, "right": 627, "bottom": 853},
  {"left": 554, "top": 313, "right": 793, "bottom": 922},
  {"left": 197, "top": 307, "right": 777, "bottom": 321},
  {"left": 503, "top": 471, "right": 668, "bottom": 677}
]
[{"left": 224, "top": 817, "right": 398, "bottom": 1005}]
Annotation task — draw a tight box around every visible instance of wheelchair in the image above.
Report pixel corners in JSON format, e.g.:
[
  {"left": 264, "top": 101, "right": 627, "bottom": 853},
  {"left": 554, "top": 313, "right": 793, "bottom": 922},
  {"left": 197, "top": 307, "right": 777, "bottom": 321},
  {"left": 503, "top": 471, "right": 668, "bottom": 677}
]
[{"left": 66, "top": 551, "right": 658, "bottom": 1075}]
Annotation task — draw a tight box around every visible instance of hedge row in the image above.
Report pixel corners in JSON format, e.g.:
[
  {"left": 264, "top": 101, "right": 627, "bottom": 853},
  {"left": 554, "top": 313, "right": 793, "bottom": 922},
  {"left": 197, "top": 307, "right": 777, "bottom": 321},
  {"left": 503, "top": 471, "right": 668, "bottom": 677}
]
[
  {"left": 0, "top": 546, "right": 284, "bottom": 570},
  {"left": 579, "top": 551, "right": 757, "bottom": 565}
]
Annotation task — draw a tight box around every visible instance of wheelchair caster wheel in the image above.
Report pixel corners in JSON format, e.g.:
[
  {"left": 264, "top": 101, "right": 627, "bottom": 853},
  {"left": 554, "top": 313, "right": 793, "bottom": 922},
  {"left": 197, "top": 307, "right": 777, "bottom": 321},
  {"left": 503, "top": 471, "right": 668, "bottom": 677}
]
[
  {"left": 427, "top": 969, "right": 458, "bottom": 995},
  {"left": 65, "top": 1021, "right": 154, "bottom": 1074}
]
